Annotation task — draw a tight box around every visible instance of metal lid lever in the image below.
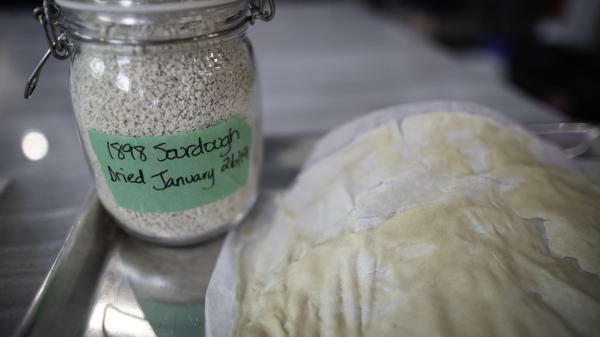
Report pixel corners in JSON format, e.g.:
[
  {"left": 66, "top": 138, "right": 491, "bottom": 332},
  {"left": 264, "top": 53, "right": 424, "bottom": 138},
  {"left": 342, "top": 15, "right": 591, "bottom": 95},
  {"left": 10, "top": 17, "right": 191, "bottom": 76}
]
[
  {"left": 24, "top": 0, "right": 72, "bottom": 99},
  {"left": 249, "top": 0, "right": 275, "bottom": 24},
  {"left": 24, "top": 49, "right": 52, "bottom": 99}
]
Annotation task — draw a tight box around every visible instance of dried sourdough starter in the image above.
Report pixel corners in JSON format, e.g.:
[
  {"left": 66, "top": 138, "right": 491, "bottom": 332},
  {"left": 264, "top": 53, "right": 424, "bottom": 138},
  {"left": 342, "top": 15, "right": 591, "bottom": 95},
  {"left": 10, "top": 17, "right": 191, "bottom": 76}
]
[
  {"left": 233, "top": 113, "right": 600, "bottom": 337},
  {"left": 71, "top": 38, "right": 259, "bottom": 241}
]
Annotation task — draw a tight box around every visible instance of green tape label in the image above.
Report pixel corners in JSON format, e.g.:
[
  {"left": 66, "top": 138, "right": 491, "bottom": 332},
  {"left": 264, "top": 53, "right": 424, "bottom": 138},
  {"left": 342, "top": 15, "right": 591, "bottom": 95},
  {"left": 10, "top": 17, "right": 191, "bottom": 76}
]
[{"left": 88, "top": 117, "right": 252, "bottom": 213}]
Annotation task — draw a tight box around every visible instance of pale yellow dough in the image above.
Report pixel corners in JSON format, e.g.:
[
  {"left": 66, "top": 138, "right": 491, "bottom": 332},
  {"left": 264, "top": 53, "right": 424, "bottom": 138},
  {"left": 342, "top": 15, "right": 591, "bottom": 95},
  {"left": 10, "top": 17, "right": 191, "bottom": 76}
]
[{"left": 234, "top": 113, "right": 600, "bottom": 337}]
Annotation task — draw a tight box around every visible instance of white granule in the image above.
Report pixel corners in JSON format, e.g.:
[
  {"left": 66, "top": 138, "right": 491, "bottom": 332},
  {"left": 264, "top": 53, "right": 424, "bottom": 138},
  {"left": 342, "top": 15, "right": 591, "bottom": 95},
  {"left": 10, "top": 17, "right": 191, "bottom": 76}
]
[{"left": 70, "top": 27, "right": 260, "bottom": 244}]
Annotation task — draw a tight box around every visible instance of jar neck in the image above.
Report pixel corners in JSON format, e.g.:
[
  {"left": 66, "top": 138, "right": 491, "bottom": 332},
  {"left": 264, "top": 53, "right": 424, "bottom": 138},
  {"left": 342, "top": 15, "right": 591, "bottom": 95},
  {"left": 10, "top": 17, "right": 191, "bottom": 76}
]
[{"left": 59, "top": 1, "right": 249, "bottom": 45}]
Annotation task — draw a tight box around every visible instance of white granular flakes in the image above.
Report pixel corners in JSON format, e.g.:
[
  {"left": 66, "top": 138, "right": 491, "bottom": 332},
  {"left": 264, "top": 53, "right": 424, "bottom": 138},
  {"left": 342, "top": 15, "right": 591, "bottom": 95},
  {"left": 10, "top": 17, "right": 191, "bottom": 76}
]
[{"left": 70, "top": 34, "right": 260, "bottom": 243}]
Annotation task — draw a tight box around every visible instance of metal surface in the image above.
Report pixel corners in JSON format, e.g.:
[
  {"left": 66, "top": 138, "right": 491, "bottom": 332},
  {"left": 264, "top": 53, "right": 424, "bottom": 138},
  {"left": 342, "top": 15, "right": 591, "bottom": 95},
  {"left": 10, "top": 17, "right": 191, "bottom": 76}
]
[
  {"left": 13, "top": 192, "right": 117, "bottom": 337},
  {"left": 13, "top": 195, "right": 221, "bottom": 337},
  {"left": 13, "top": 127, "right": 599, "bottom": 337},
  {"left": 13, "top": 135, "right": 317, "bottom": 337}
]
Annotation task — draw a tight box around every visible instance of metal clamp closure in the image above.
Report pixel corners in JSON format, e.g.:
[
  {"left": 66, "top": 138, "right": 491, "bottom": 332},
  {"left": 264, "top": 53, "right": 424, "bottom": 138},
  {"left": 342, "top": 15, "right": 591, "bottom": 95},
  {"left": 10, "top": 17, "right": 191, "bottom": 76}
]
[
  {"left": 249, "top": 0, "right": 275, "bottom": 24},
  {"left": 34, "top": 0, "right": 71, "bottom": 59},
  {"left": 25, "top": 0, "right": 72, "bottom": 99}
]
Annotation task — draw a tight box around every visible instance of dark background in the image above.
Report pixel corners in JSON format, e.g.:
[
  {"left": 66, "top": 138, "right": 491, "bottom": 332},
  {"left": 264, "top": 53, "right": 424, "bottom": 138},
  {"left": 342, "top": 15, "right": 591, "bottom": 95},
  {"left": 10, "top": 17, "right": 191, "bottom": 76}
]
[
  {"left": 369, "top": 0, "right": 600, "bottom": 122},
  {"left": 5, "top": 0, "right": 599, "bottom": 121}
]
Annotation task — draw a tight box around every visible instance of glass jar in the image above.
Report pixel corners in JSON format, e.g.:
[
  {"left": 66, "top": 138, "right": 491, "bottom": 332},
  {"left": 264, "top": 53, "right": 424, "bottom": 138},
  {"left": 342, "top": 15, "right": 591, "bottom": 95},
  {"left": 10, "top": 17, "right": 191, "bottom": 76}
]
[{"left": 26, "top": 0, "right": 274, "bottom": 245}]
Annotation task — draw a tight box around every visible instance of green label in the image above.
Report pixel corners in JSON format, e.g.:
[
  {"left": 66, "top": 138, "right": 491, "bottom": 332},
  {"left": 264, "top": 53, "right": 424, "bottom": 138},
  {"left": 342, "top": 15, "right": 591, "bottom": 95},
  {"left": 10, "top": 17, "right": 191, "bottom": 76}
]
[{"left": 88, "top": 117, "right": 252, "bottom": 213}]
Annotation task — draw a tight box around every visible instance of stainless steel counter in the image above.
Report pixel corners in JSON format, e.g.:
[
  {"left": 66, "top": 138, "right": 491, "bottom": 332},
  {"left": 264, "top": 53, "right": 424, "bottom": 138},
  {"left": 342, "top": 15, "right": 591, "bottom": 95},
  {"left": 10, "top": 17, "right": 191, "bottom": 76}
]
[{"left": 0, "top": 3, "right": 569, "bottom": 335}]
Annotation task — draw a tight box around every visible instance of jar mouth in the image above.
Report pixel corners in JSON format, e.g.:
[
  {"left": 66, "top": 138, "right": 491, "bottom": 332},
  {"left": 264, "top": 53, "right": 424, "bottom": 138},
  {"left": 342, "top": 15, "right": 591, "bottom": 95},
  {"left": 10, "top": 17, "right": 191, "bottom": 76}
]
[
  {"left": 58, "top": 0, "right": 249, "bottom": 44},
  {"left": 56, "top": 0, "right": 242, "bottom": 13}
]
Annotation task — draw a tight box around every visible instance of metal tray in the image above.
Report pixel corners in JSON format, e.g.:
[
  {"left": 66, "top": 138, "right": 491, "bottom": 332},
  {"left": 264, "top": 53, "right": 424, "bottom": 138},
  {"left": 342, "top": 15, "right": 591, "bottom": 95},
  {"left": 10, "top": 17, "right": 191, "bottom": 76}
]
[
  {"left": 13, "top": 135, "right": 319, "bottom": 337},
  {"left": 13, "top": 124, "right": 600, "bottom": 337}
]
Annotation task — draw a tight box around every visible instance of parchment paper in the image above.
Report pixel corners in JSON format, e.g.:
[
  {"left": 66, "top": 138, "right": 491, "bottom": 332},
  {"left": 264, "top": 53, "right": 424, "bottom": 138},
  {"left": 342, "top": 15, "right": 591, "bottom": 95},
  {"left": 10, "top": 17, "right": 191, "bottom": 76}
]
[{"left": 204, "top": 101, "right": 575, "bottom": 337}]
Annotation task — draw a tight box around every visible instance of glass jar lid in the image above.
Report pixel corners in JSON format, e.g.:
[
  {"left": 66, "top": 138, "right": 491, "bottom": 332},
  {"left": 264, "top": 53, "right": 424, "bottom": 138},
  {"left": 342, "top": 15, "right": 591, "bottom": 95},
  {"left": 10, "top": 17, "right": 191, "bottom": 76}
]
[
  {"left": 57, "top": 0, "right": 251, "bottom": 43},
  {"left": 55, "top": 0, "right": 243, "bottom": 13},
  {"left": 54, "top": 0, "right": 273, "bottom": 38}
]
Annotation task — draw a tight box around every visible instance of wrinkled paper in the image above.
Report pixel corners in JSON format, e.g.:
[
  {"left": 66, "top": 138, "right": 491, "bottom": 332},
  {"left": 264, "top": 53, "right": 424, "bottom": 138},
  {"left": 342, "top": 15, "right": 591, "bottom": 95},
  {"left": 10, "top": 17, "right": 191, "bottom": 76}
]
[{"left": 205, "top": 101, "right": 594, "bottom": 337}]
